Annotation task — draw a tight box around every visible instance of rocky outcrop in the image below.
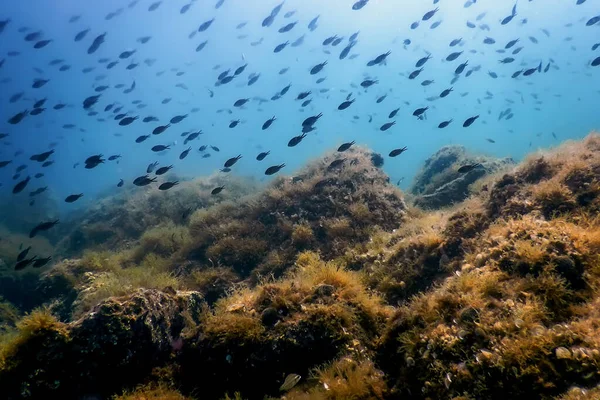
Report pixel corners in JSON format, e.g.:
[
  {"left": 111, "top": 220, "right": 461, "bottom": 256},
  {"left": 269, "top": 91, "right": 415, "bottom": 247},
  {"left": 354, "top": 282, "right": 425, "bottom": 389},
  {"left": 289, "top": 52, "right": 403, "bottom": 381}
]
[
  {"left": 0, "top": 289, "right": 203, "bottom": 399},
  {"left": 411, "top": 145, "right": 514, "bottom": 209}
]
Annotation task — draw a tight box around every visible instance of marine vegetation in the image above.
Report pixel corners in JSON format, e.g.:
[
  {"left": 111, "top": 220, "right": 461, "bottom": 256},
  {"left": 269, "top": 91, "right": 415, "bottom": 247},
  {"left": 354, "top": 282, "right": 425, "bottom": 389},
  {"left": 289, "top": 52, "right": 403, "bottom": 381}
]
[{"left": 1, "top": 134, "right": 600, "bottom": 399}]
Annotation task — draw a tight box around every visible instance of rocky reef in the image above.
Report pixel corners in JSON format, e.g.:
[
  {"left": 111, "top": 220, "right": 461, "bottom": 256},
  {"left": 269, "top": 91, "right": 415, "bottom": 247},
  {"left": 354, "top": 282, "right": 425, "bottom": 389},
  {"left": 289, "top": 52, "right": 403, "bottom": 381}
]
[
  {"left": 2, "top": 135, "right": 600, "bottom": 399},
  {"left": 410, "top": 144, "right": 514, "bottom": 209}
]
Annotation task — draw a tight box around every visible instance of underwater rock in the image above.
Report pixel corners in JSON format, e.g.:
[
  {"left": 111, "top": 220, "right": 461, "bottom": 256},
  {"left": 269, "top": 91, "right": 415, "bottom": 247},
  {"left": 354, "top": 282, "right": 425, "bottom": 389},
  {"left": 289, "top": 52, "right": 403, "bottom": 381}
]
[
  {"left": 486, "top": 134, "right": 600, "bottom": 219},
  {"left": 185, "top": 146, "right": 406, "bottom": 280},
  {"left": 0, "top": 289, "right": 203, "bottom": 399},
  {"left": 411, "top": 145, "right": 514, "bottom": 209},
  {"left": 178, "top": 251, "right": 391, "bottom": 399},
  {"left": 55, "top": 174, "right": 257, "bottom": 256}
]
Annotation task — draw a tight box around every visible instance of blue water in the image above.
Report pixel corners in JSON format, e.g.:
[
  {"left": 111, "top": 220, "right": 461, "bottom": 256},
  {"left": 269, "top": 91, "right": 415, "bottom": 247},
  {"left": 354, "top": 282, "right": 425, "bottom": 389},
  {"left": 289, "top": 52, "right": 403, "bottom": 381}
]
[{"left": 1, "top": 0, "right": 599, "bottom": 215}]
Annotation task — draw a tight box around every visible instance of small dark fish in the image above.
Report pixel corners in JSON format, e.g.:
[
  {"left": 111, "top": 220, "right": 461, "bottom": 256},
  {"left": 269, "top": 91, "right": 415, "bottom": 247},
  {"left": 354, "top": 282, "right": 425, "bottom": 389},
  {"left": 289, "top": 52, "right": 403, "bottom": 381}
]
[
  {"left": 279, "top": 21, "right": 297, "bottom": 33},
  {"left": 32, "top": 256, "right": 52, "bottom": 268},
  {"left": 458, "top": 163, "right": 482, "bottom": 173},
  {"left": 170, "top": 114, "right": 188, "bottom": 124},
  {"left": 136, "top": 135, "right": 150, "bottom": 143},
  {"left": 415, "top": 55, "right": 432, "bottom": 68},
  {"left": 338, "top": 141, "right": 355, "bottom": 152},
  {"left": 339, "top": 42, "right": 355, "bottom": 60},
  {"left": 30, "top": 150, "right": 54, "bottom": 162},
  {"left": 88, "top": 33, "right": 106, "bottom": 54},
  {"left": 288, "top": 133, "right": 307, "bottom": 147},
  {"left": 155, "top": 165, "right": 173, "bottom": 175},
  {"left": 117, "top": 179, "right": 124, "bottom": 187},
  {"left": 159, "top": 181, "right": 179, "bottom": 191},
  {"left": 486, "top": 138, "right": 496, "bottom": 143},
  {"left": 149, "top": 1, "right": 162, "bottom": 11},
  {"left": 65, "top": 194, "right": 84, "bottom": 203},
  {"left": 151, "top": 145, "right": 170, "bottom": 152},
  {"left": 224, "top": 155, "right": 242, "bottom": 168},
  {"left": 422, "top": 7, "right": 438, "bottom": 21},
  {"left": 338, "top": 99, "right": 355, "bottom": 110},
  {"left": 297, "top": 91, "right": 311, "bottom": 100},
  {"left": 211, "top": 186, "right": 225, "bottom": 195},
  {"left": 75, "top": 28, "right": 90, "bottom": 42},
  {"left": 17, "top": 246, "right": 32, "bottom": 262},
  {"left": 377, "top": 94, "right": 387, "bottom": 103},
  {"left": 440, "top": 87, "right": 453, "bottom": 98},
  {"left": 119, "top": 116, "right": 139, "bottom": 126},
  {"left": 352, "top": 0, "right": 368, "bottom": 10},
  {"left": 12, "top": 176, "right": 31, "bottom": 193},
  {"left": 310, "top": 61, "right": 327, "bottom": 75},
  {"left": 463, "top": 115, "right": 479, "bottom": 127},
  {"left": 586, "top": 16, "right": 600, "bottom": 26},
  {"left": 262, "top": 116, "right": 276, "bottom": 130},
  {"left": 265, "top": 164, "right": 286, "bottom": 175},
  {"left": 234, "top": 98, "right": 249, "bottom": 107},
  {"left": 380, "top": 121, "right": 396, "bottom": 131},
  {"left": 229, "top": 120, "right": 240, "bottom": 128},
  {"left": 15, "top": 256, "right": 38, "bottom": 271},
  {"left": 446, "top": 51, "right": 463, "bottom": 61},
  {"left": 134, "top": 175, "right": 157, "bottom": 186},
  {"left": 181, "top": 3, "right": 192, "bottom": 13},
  {"left": 413, "top": 107, "right": 428, "bottom": 117},
  {"left": 328, "top": 159, "right": 346, "bottom": 170},
  {"left": 198, "top": 18, "right": 215, "bottom": 32},
  {"left": 302, "top": 113, "right": 322, "bottom": 127},
  {"left": 257, "top": 151, "right": 270, "bottom": 161},
  {"left": 196, "top": 40, "right": 208, "bottom": 52},
  {"left": 499, "top": 57, "right": 515, "bottom": 64},
  {"left": 32, "top": 79, "right": 49, "bottom": 88},
  {"left": 438, "top": 119, "right": 453, "bottom": 128},
  {"left": 361, "top": 79, "right": 378, "bottom": 88},
  {"left": 483, "top": 37, "right": 496, "bottom": 45},
  {"left": 389, "top": 147, "right": 407, "bottom": 157},
  {"left": 592, "top": 56, "right": 600, "bottom": 67},
  {"left": 29, "top": 219, "right": 59, "bottom": 238},
  {"left": 180, "top": 147, "right": 192, "bottom": 160},
  {"left": 501, "top": 14, "right": 515, "bottom": 25},
  {"left": 246, "top": 74, "right": 260, "bottom": 87},
  {"left": 83, "top": 95, "right": 100, "bottom": 109},
  {"left": 505, "top": 38, "right": 519, "bottom": 49},
  {"left": 450, "top": 38, "right": 462, "bottom": 47},
  {"left": 153, "top": 124, "right": 171, "bottom": 135},
  {"left": 274, "top": 41, "right": 289, "bottom": 53}
]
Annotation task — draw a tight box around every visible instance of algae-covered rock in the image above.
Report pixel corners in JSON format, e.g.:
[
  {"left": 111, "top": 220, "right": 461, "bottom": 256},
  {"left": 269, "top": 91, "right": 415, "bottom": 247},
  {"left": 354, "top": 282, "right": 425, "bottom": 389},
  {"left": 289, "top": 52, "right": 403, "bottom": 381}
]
[
  {"left": 178, "top": 252, "right": 391, "bottom": 399},
  {"left": 55, "top": 174, "right": 257, "bottom": 257},
  {"left": 185, "top": 146, "right": 406, "bottom": 280},
  {"left": 411, "top": 145, "right": 514, "bottom": 209},
  {"left": 0, "top": 289, "right": 203, "bottom": 399}
]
